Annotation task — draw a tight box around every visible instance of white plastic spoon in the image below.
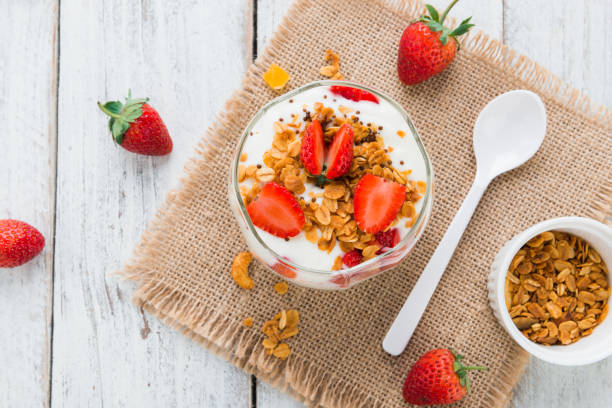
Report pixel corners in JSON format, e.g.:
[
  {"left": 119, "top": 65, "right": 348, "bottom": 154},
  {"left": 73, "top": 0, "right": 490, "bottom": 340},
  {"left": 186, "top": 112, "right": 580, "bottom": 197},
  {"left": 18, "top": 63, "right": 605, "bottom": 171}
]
[{"left": 383, "top": 90, "right": 547, "bottom": 356}]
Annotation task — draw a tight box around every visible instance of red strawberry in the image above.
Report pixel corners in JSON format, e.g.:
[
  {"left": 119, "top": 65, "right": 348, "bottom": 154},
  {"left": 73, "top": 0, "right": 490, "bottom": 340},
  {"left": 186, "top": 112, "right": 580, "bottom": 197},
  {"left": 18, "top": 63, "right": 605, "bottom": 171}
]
[
  {"left": 330, "top": 85, "right": 379, "bottom": 104},
  {"left": 324, "top": 124, "right": 354, "bottom": 179},
  {"left": 0, "top": 219, "right": 45, "bottom": 268},
  {"left": 341, "top": 250, "right": 363, "bottom": 267},
  {"left": 98, "top": 90, "right": 173, "bottom": 156},
  {"left": 247, "top": 183, "right": 305, "bottom": 238},
  {"left": 299, "top": 119, "right": 325, "bottom": 175},
  {"left": 397, "top": 1, "right": 474, "bottom": 85},
  {"left": 375, "top": 228, "right": 400, "bottom": 248},
  {"left": 353, "top": 174, "right": 406, "bottom": 234},
  {"left": 403, "top": 349, "right": 487, "bottom": 405}
]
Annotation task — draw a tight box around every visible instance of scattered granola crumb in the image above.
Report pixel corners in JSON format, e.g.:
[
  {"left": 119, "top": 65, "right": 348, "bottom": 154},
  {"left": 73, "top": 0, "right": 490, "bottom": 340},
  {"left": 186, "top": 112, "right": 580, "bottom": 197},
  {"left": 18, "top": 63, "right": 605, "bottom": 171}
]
[
  {"left": 240, "top": 152, "right": 248, "bottom": 162},
  {"left": 261, "top": 309, "right": 299, "bottom": 360},
  {"left": 263, "top": 64, "right": 290, "bottom": 90},
  {"left": 274, "top": 281, "right": 289, "bottom": 295},
  {"left": 320, "top": 49, "right": 343, "bottom": 79},
  {"left": 243, "top": 317, "right": 254, "bottom": 327},
  {"left": 231, "top": 252, "right": 254, "bottom": 290}
]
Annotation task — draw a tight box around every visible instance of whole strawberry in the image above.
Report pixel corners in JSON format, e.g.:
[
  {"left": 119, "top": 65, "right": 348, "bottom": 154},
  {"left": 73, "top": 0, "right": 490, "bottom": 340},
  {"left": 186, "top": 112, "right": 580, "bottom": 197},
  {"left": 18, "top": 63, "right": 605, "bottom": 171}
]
[
  {"left": 403, "top": 349, "right": 487, "bottom": 405},
  {"left": 398, "top": 0, "right": 474, "bottom": 85},
  {"left": 0, "top": 220, "right": 45, "bottom": 268},
  {"left": 98, "top": 91, "right": 172, "bottom": 156}
]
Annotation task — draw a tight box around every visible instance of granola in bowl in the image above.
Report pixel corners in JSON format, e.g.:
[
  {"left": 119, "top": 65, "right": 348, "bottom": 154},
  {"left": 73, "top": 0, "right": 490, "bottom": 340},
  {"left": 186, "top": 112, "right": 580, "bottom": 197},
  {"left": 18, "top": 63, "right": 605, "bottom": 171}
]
[
  {"left": 229, "top": 81, "right": 433, "bottom": 289},
  {"left": 506, "top": 231, "right": 609, "bottom": 345}
]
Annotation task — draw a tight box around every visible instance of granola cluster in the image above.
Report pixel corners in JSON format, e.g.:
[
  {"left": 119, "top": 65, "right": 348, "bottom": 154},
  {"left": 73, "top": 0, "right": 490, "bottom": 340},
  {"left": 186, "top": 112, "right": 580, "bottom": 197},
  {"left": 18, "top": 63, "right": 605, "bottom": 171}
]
[
  {"left": 506, "top": 231, "right": 609, "bottom": 345},
  {"left": 319, "top": 49, "right": 344, "bottom": 80},
  {"left": 261, "top": 309, "right": 299, "bottom": 360},
  {"left": 238, "top": 102, "right": 425, "bottom": 263}
]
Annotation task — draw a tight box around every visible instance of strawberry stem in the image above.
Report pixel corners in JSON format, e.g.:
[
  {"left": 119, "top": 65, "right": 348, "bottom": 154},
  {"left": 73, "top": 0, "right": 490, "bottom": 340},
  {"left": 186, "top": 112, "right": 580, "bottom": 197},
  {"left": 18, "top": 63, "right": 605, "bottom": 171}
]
[
  {"left": 439, "top": 0, "right": 460, "bottom": 25},
  {"left": 450, "top": 349, "right": 488, "bottom": 395}
]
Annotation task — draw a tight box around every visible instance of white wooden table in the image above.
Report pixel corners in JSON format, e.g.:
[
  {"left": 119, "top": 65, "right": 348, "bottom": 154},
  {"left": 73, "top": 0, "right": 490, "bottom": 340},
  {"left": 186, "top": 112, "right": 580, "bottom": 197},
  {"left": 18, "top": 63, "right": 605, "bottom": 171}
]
[{"left": 2, "top": 1, "right": 611, "bottom": 407}]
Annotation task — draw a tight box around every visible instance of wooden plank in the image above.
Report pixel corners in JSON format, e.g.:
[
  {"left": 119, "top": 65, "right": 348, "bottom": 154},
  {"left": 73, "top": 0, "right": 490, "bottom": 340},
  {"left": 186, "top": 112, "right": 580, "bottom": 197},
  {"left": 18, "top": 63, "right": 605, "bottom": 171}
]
[
  {"left": 428, "top": 0, "right": 503, "bottom": 39},
  {"left": 504, "top": 1, "right": 612, "bottom": 406},
  {"left": 52, "top": 0, "right": 252, "bottom": 406},
  {"left": 504, "top": 0, "right": 612, "bottom": 108},
  {"left": 0, "top": 1, "right": 58, "bottom": 407},
  {"left": 254, "top": 0, "right": 503, "bottom": 406}
]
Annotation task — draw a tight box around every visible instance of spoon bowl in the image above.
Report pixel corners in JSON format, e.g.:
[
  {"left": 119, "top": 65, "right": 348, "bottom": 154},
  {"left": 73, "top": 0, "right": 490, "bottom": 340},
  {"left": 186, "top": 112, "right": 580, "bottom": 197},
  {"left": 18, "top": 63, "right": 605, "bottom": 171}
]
[
  {"left": 383, "top": 90, "right": 547, "bottom": 356},
  {"left": 474, "top": 90, "right": 547, "bottom": 181}
]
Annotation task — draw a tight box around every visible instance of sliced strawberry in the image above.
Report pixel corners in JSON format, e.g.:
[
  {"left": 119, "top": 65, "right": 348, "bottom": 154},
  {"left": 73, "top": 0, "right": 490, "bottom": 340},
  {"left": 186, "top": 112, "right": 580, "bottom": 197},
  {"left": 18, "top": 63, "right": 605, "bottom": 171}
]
[
  {"left": 325, "top": 124, "right": 354, "bottom": 179},
  {"left": 271, "top": 260, "right": 297, "bottom": 278},
  {"left": 375, "top": 228, "right": 401, "bottom": 248},
  {"left": 354, "top": 174, "right": 406, "bottom": 234},
  {"left": 330, "top": 273, "right": 350, "bottom": 288},
  {"left": 299, "top": 119, "right": 324, "bottom": 175},
  {"left": 247, "top": 183, "right": 305, "bottom": 238},
  {"left": 342, "top": 249, "right": 363, "bottom": 267},
  {"left": 330, "top": 85, "right": 379, "bottom": 104}
]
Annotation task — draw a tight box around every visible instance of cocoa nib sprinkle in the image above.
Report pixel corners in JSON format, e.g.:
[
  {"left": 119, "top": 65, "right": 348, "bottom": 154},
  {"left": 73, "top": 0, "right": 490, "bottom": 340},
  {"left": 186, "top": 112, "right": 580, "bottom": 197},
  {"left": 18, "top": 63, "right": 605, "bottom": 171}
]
[{"left": 355, "top": 129, "right": 377, "bottom": 145}]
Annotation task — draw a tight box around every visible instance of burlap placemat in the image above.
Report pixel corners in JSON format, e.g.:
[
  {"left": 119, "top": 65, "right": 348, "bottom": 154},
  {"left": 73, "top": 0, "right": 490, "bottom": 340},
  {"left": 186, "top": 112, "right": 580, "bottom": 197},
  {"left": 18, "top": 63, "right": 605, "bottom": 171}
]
[{"left": 120, "top": 0, "right": 612, "bottom": 406}]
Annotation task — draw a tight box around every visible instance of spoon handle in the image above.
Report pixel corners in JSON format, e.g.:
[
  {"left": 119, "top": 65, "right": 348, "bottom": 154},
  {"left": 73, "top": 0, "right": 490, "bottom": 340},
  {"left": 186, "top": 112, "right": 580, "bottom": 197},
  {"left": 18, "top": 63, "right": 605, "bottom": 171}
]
[{"left": 383, "top": 178, "right": 489, "bottom": 356}]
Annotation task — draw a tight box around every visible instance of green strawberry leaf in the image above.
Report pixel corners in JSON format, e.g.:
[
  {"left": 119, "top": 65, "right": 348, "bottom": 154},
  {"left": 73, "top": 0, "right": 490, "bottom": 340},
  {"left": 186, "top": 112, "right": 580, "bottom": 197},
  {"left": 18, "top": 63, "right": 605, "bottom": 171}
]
[
  {"left": 459, "top": 16, "right": 473, "bottom": 26},
  {"left": 111, "top": 119, "right": 130, "bottom": 144},
  {"left": 108, "top": 118, "right": 115, "bottom": 135},
  {"left": 425, "top": 4, "right": 439, "bottom": 22},
  {"left": 124, "top": 108, "right": 143, "bottom": 122},
  {"left": 450, "top": 23, "right": 475, "bottom": 37},
  {"left": 425, "top": 20, "right": 444, "bottom": 32},
  {"left": 439, "top": 28, "right": 451, "bottom": 45},
  {"left": 103, "top": 101, "right": 123, "bottom": 114}
]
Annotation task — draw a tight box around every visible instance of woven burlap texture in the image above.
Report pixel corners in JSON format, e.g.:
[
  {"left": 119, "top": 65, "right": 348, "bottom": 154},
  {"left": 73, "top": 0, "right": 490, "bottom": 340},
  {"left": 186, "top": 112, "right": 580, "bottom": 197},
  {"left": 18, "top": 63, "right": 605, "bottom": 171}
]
[{"left": 120, "top": 0, "right": 612, "bottom": 407}]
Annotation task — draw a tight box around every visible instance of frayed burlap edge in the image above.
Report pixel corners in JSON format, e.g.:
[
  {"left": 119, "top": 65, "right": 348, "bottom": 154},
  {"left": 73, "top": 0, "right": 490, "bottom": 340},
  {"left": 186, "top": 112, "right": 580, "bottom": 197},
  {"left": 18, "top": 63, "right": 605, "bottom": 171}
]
[{"left": 119, "top": 0, "right": 612, "bottom": 407}]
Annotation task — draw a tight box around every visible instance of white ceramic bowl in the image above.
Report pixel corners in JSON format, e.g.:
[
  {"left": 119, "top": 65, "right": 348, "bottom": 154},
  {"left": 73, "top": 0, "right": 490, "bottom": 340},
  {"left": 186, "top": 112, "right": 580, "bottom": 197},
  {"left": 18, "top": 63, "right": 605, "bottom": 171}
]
[{"left": 488, "top": 217, "right": 612, "bottom": 366}]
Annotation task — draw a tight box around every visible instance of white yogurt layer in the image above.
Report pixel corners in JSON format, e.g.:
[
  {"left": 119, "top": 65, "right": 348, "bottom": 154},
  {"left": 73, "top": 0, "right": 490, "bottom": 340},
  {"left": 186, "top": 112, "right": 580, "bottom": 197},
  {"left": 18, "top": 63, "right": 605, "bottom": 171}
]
[{"left": 240, "top": 85, "right": 427, "bottom": 271}]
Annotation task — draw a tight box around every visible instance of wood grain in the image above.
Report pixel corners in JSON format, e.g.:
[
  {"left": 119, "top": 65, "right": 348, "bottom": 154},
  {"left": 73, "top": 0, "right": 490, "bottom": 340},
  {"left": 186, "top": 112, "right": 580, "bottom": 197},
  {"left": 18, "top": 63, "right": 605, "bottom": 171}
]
[
  {"left": 52, "top": 0, "right": 252, "bottom": 406},
  {"left": 504, "top": 1, "right": 612, "bottom": 406},
  {"left": 504, "top": 0, "right": 612, "bottom": 108},
  {"left": 0, "top": 1, "right": 58, "bottom": 407},
  {"left": 428, "top": 0, "right": 503, "bottom": 39}
]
